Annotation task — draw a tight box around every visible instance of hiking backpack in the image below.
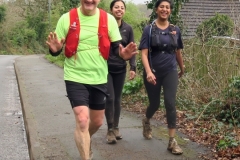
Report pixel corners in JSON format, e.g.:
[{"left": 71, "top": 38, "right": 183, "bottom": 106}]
[
  {"left": 64, "top": 8, "right": 110, "bottom": 60},
  {"left": 148, "top": 20, "right": 178, "bottom": 73}
]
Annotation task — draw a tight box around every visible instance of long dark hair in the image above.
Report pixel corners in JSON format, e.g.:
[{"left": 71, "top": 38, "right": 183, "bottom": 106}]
[
  {"left": 154, "top": 0, "right": 173, "bottom": 10},
  {"left": 110, "top": 0, "right": 126, "bottom": 11}
]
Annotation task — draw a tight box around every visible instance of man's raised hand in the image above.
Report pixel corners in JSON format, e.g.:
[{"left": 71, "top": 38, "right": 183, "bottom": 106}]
[
  {"left": 119, "top": 42, "right": 138, "bottom": 60},
  {"left": 46, "top": 32, "right": 65, "bottom": 53}
]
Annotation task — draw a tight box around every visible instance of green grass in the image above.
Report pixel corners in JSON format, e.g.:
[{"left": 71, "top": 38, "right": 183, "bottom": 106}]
[{"left": 45, "top": 53, "right": 65, "bottom": 68}]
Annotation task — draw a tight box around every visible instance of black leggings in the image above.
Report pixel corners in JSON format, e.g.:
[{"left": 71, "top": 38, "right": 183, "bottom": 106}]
[
  {"left": 105, "top": 72, "right": 126, "bottom": 129},
  {"left": 144, "top": 70, "right": 178, "bottom": 129}
]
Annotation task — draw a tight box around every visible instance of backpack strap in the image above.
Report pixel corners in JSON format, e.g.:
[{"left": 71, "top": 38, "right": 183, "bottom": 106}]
[
  {"left": 65, "top": 8, "right": 110, "bottom": 60},
  {"left": 169, "top": 24, "right": 175, "bottom": 32},
  {"left": 65, "top": 8, "right": 80, "bottom": 58},
  {"left": 148, "top": 20, "right": 156, "bottom": 73},
  {"left": 149, "top": 20, "right": 157, "bottom": 52},
  {"left": 168, "top": 24, "right": 178, "bottom": 50},
  {"left": 98, "top": 9, "right": 110, "bottom": 60}
]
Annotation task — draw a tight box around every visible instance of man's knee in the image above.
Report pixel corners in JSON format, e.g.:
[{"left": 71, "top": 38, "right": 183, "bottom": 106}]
[
  {"left": 76, "top": 115, "right": 89, "bottom": 131},
  {"left": 91, "top": 118, "right": 103, "bottom": 128},
  {"left": 89, "top": 108, "right": 105, "bottom": 129},
  {"left": 73, "top": 107, "right": 89, "bottom": 131}
]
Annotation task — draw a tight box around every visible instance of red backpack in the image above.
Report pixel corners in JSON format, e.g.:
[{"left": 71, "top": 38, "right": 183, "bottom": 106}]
[{"left": 64, "top": 8, "right": 110, "bottom": 60}]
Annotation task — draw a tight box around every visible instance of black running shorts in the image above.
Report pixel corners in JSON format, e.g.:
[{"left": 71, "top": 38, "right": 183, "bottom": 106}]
[{"left": 65, "top": 81, "right": 108, "bottom": 110}]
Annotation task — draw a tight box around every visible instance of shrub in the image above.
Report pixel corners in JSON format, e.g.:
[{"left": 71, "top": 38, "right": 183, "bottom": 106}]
[
  {"left": 122, "top": 78, "right": 143, "bottom": 95},
  {"left": 216, "top": 76, "right": 240, "bottom": 126},
  {"left": 0, "top": 5, "right": 6, "bottom": 24},
  {"left": 196, "top": 13, "right": 234, "bottom": 41}
]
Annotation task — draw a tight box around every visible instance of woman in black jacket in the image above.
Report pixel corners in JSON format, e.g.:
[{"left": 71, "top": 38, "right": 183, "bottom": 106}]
[{"left": 105, "top": 0, "right": 136, "bottom": 144}]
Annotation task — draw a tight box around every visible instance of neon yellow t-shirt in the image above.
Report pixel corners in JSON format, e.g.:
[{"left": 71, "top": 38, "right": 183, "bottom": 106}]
[{"left": 55, "top": 8, "right": 122, "bottom": 84}]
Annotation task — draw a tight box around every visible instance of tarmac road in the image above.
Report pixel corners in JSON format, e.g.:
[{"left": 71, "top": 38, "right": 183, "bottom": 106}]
[
  {"left": 14, "top": 54, "right": 208, "bottom": 160},
  {"left": 0, "top": 55, "right": 29, "bottom": 160}
]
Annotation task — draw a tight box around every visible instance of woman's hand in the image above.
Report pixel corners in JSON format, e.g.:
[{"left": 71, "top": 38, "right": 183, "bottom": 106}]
[
  {"left": 178, "top": 70, "right": 184, "bottom": 78},
  {"left": 146, "top": 72, "right": 156, "bottom": 85},
  {"left": 129, "top": 71, "right": 136, "bottom": 80}
]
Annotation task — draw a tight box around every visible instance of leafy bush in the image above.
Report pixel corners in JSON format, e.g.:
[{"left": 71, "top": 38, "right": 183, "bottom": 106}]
[
  {"left": 216, "top": 76, "right": 240, "bottom": 126},
  {"left": 0, "top": 5, "right": 6, "bottom": 47},
  {"left": 98, "top": 0, "right": 147, "bottom": 42},
  {"left": 0, "top": 5, "right": 6, "bottom": 24},
  {"left": 136, "top": 55, "right": 144, "bottom": 74},
  {"left": 24, "top": 29, "right": 37, "bottom": 46},
  {"left": 196, "top": 13, "right": 234, "bottom": 41},
  {"left": 60, "top": 0, "right": 79, "bottom": 15},
  {"left": 7, "top": 22, "right": 36, "bottom": 47},
  {"left": 26, "top": 12, "right": 48, "bottom": 43},
  {"left": 217, "top": 135, "right": 240, "bottom": 151},
  {"left": 122, "top": 78, "right": 143, "bottom": 95}
]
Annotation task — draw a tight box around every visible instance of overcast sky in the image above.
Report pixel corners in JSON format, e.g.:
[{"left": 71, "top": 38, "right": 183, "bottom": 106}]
[{"left": 126, "top": 0, "right": 147, "bottom": 4}]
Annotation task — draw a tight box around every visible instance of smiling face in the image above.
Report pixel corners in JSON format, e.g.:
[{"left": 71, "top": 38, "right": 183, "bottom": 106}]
[
  {"left": 80, "top": 0, "right": 100, "bottom": 16},
  {"left": 111, "top": 1, "right": 126, "bottom": 20},
  {"left": 155, "top": 1, "right": 171, "bottom": 21}
]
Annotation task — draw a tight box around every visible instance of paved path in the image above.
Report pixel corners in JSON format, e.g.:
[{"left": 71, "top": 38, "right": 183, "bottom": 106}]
[
  {"left": 14, "top": 54, "right": 207, "bottom": 160},
  {"left": 0, "top": 55, "right": 29, "bottom": 160}
]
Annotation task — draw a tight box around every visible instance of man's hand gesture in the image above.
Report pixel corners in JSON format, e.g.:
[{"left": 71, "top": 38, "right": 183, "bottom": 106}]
[
  {"left": 46, "top": 32, "right": 65, "bottom": 53},
  {"left": 119, "top": 42, "right": 138, "bottom": 60}
]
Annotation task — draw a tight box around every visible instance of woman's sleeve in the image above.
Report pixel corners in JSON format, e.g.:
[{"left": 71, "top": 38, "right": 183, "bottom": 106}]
[
  {"left": 177, "top": 27, "right": 184, "bottom": 49},
  {"left": 138, "top": 25, "right": 150, "bottom": 50}
]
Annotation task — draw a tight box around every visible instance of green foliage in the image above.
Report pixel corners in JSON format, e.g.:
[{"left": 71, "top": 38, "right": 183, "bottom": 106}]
[
  {"left": 216, "top": 76, "right": 240, "bottom": 126},
  {"left": 0, "top": 5, "right": 6, "bottom": 24},
  {"left": 5, "top": 19, "right": 46, "bottom": 54},
  {"left": 122, "top": 78, "right": 143, "bottom": 95},
  {"left": 228, "top": 76, "right": 240, "bottom": 91},
  {"left": 196, "top": 13, "right": 234, "bottom": 41},
  {"left": 217, "top": 136, "right": 240, "bottom": 151},
  {"left": 98, "top": 0, "right": 147, "bottom": 41},
  {"left": 7, "top": 21, "right": 37, "bottom": 47},
  {"left": 98, "top": 0, "right": 111, "bottom": 12},
  {"left": 136, "top": 56, "right": 144, "bottom": 74},
  {"left": 2, "top": 0, "right": 49, "bottom": 51},
  {"left": 0, "top": 50, "right": 9, "bottom": 55},
  {"left": 0, "top": 5, "right": 6, "bottom": 48},
  {"left": 60, "top": 0, "right": 79, "bottom": 14},
  {"left": 26, "top": 12, "right": 48, "bottom": 43},
  {"left": 123, "top": 2, "right": 147, "bottom": 41},
  {"left": 45, "top": 53, "right": 65, "bottom": 67},
  {"left": 136, "top": 19, "right": 149, "bottom": 34}
]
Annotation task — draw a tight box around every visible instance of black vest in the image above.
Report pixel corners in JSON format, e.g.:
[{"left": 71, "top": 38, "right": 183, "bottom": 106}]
[{"left": 150, "top": 22, "right": 178, "bottom": 52}]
